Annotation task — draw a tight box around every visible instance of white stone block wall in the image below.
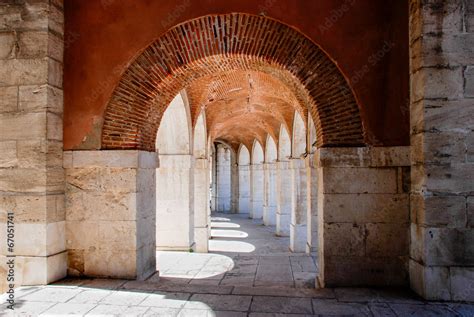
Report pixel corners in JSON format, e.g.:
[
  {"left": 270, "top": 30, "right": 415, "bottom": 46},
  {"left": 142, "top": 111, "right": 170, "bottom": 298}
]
[
  {"left": 238, "top": 165, "right": 251, "bottom": 213},
  {"left": 64, "top": 150, "right": 157, "bottom": 280},
  {"left": 0, "top": 0, "right": 66, "bottom": 291},
  {"left": 409, "top": 0, "right": 474, "bottom": 301},
  {"left": 250, "top": 164, "right": 264, "bottom": 219},
  {"left": 263, "top": 163, "right": 277, "bottom": 226},
  {"left": 306, "top": 154, "right": 318, "bottom": 255},
  {"left": 316, "top": 147, "right": 410, "bottom": 287},
  {"left": 290, "top": 158, "right": 307, "bottom": 252},
  {"left": 216, "top": 145, "right": 232, "bottom": 212},
  {"left": 194, "top": 158, "right": 209, "bottom": 252},
  {"left": 156, "top": 154, "right": 194, "bottom": 251},
  {"left": 276, "top": 161, "right": 291, "bottom": 236}
]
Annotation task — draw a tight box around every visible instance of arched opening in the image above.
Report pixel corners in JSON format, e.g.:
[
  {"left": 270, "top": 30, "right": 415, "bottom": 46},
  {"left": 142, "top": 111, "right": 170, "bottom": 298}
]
[
  {"left": 193, "top": 111, "right": 210, "bottom": 252},
  {"left": 99, "top": 14, "right": 364, "bottom": 152},
  {"left": 290, "top": 111, "right": 307, "bottom": 252},
  {"left": 63, "top": 13, "right": 380, "bottom": 290},
  {"left": 237, "top": 144, "right": 251, "bottom": 214},
  {"left": 250, "top": 140, "right": 264, "bottom": 219},
  {"left": 276, "top": 125, "right": 292, "bottom": 237},
  {"left": 215, "top": 142, "right": 236, "bottom": 213},
  {"left": 263, "top": 135, "right": 277, "bottom": 226},
  {"left": 155, "top": 92, "right": 194, "bottom": 251}
]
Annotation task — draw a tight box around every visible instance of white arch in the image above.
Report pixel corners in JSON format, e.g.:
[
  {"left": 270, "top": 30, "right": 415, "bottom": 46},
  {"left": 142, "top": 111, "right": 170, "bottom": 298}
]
[
  {"left": 238, "top": 144, "right": 251, "bottom": 213},
  {"left": 193, "top": 110, "right": 207, "bottom": 158},
  {"left": 252, "top": 140, "right": 264, "bottom": 164},
  {"left": 238, "top": 144, "right": 250, "bottom": 165},
  {"left": 155, "top": 91, "right": 194, "bottom": 251},
  {"left": 265, "top": 135, "right": 277, "bottom": 163},
  {"left": 292, "top": 111, "right": 306, "bottom": 157},
  {"left": 278, "top": 124, "right": 291, "bottom": 161},
  {"left": 156, "top": 91, "right": 192, "bottom": 154},
  {"left": 251, "top": 140, "right": 264, "bottom": 219}
]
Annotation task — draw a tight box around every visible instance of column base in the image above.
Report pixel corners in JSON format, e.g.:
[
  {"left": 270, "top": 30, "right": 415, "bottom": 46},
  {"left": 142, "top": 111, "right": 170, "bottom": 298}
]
[
  {"left": 276, "top": 214, "right": 291, "bottom": 236},
  {"left": 290, "top": 223, "right": 307, "bottom": 252}
]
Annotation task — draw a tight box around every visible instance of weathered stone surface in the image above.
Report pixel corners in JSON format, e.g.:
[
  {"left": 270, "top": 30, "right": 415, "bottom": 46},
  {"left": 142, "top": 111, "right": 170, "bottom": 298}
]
[
  {"left": 411, "top": 67, "right": 464, "bottom": 101},
  {"left": 466, "top": 66, "right": 474, "bottom": 98},
  {"left": 324, "top": 223, "right": 365, "bottom": 257},
  {"left": 0, "top": 140, "right": 17, "bottom": 167},
  {"left": 324, "top": 193, "right": 409, "bottom": 224},
  {"left": 411, "top": 99, "right": 474, "bottom": 134},
  {"left": 0, "top": 59, "right": 48, "bottom": 86},
  {"left": 0, "top": 32, "right": 15, "bottom": 59},
  {"left": 450, "top": 267, "right": 474, "bottom": 301},
  {"left": 69, "top": 150, "right": 158, "bottom": 169},
  {"left": 324, "top": 255, "right": 407, "bottom": 287},
  {"left": 366, "top": 223, "right": 409, "bottom": 257},
  {"left": 413, "top": 33, "right": 474, "bottom": 68},
  {"left": 0, "top": 1, "right": 49, "bottom": 31},
  {"left": 424, "top": 163, "right": 474, "bottom": 194},
  {"left": 0, "top": 86, "right": 17, "bottom": 112},
  {"left": 18, "top": 31, "right": 48, "bottom": 58},
  {"left": 411, "top": 131, "right": 467, "bottom": 165},
  {"left": 19, "top": 84, "right": 63, "bottom": 113},
  {"left": 0, "top": 167, "right": 63, "bottom": 193},
  {"left": 412, "top": 194, "right": 466, "bottom": 228},
  {"left": 417, "top": 227, "right": 474, "bottom": 266},
  {"left": 0, "top": 193, "right": 63, "bottom": 223},
  {"left": 409, "top": 259, "right": 451, "bottom": 301},
  {"left": 321, "top": 167, "right": 398, "bottom": 194},
  {"left": 0, "top": 112, "right": 46, "bottom": 140}
]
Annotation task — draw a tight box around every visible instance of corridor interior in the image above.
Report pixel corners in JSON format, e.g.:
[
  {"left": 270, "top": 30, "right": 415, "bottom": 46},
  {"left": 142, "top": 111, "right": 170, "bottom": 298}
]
[{"left": 155, "top": 213, "right": 318, "bottom": 289}]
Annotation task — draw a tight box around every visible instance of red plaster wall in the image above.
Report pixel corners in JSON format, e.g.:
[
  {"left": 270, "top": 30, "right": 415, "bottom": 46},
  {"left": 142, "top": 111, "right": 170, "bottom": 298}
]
[{"left": 63, "top": 0, "right": 409, "bottom": 149}]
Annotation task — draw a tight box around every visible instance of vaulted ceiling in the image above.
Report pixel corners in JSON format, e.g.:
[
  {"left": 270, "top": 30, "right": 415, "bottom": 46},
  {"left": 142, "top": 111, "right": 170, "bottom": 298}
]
[{"left": 186, "top": 70, "right": 306, "bottom": 151}]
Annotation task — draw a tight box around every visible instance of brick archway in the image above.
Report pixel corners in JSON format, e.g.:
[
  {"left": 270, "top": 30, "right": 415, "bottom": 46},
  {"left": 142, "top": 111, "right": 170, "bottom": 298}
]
[{"left": 101, "top": 13, "right": 364, "bottom": 150}]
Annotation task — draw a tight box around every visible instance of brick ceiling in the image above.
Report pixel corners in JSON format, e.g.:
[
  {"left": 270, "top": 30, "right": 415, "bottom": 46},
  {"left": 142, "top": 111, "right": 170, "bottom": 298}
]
[{"left": 186, "top": 70, "right": 305, "bottom": 152}]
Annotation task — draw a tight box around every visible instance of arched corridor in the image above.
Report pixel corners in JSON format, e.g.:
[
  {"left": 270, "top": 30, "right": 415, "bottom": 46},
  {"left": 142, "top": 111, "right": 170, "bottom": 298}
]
[{"left": 2, "top": 1, "right": 474, "bottom": 314}]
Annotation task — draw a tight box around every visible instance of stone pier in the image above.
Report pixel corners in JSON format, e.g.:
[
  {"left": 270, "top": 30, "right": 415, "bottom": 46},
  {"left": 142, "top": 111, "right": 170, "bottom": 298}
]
[
  {"left": 65, "top": 150, "right": 157, "bottom": 280},
  {"left": 316, "top": 147, "right": 410, "bottom": 287},
  {"left": 290, "top": 158, "right": 307, "bottom": 252},
  {"left": 194, "top": 158, "right": 209, "bottom": 253},
  {"left": 276, "top": 160, "right": 291, "bottom": 236},
  {"left": 156, "top": 154, "right": 194, "bottom": 251},
  {"left": 263, "top": 162, "right": 277, "bottom": 226}
]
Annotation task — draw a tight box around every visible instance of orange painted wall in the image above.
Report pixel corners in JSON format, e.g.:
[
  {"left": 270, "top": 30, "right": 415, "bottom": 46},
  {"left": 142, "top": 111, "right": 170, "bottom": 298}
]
[{"left": 63, "top": 0, "right": 408, "bottom": 149}]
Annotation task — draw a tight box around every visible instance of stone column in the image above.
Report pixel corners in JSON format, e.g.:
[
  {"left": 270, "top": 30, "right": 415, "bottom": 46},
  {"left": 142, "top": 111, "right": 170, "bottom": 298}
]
[
  {"left": 65, "top": 150, "right": 157, "bottom": 280},
  {"left": 316, "top": 147, "right": 410, "bottom": 287},
  {"left": 238, "top": 164, "right": 251, "bottom": 213},
  {"left": 306, "top": 154, "right": 318, "bottom": 255},
  {"left": 231, "top": 160, "right": 239, "bottom": 213},
  {"left": 409, "top": 0, "right": 474, "bottom": 301},
  {"left": 263, "top": 162, "right": 277, "bottom": 226},
  {"left": 250, "top": 163, "right": 264, "bottom": 219},
  {"left": 156, "top": 154, "right": 194, "bottom": 251},
  {"left": 0, "top": 0, "right": 66, "bottom": 290},
  {"left": 194, "top": 158, "right": 209, "bottom": 253},
  {"left": 216, "top": 145, "right": 232, "bottom": 212},
  {"left": 276, "top": 160, "right": 291, "bottom": 236},
  {"left": 290, "top": 158, "right": 307, "bottom": 252}
]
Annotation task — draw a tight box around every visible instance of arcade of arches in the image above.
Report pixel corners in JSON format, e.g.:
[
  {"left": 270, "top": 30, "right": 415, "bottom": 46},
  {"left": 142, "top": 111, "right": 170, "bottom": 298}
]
[{"left": 1, "top": 0, "right": 474, "bottom": 307}]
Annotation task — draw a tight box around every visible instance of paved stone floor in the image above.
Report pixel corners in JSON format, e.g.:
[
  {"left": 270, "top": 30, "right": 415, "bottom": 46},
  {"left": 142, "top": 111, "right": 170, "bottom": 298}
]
[
  {"left": 156, "top": 213, "right": 318, "bottom": 288},
  {"left": 1, "top": 213, "right": 474, "bottom": 316}
]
